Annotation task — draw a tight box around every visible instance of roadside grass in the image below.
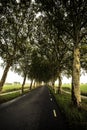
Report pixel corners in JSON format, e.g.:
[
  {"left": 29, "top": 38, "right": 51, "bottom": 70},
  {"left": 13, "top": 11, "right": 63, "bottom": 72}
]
[
  {"left": 0, "top": 84, "right": 30, "bottom": 104},
  {"left": 0, "top": 86, "right": 39, "bottom": 104},
  {"left": 50, "top": 87, "right": 87, "bottom": 130},
  {"left": 62, "top": 83, "right": 87, "bottom": 96},
  {"left": 0, "top": 89, "right": 29, "bottom": 104},
  {"left": 0, "top": 91, "right": 21, "bottom": 104}
]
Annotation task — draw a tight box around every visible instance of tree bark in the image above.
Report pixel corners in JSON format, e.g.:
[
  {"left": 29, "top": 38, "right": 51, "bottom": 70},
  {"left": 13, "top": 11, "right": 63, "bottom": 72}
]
[
  {"left": 58, "top": 72, "right": 62, "bottom": 94},
  {"left": 52, "top": 78, "right": 55, "bottom": 90},
  {"left": 21, "top": 74, "right": 26, "bottom": 94},
  {"left": 52, "top": 82, "right": 54, "bottom": 89},
  {"left": 72, "top": 46, "right": 81, "bottom": 107},
  {"left": 30, "top": 80, "right": 33, "bottom": 90},
  {"left": 33, "top": 80, "right": 36, "bottom": 89},
  {"left": 0, "top": 62, "right": 11, "bottom": 91}
]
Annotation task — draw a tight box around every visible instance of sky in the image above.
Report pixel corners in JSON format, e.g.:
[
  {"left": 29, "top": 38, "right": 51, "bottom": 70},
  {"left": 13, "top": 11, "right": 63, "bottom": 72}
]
[
  {"left": 0, "top": 67, "right": 87, "bottom": 84},
  {"left": 0, "top": 68, "right": 31, "bottom": 84},
  {"left": 0, "top": 57, "right": 87, "bottom": 84}
]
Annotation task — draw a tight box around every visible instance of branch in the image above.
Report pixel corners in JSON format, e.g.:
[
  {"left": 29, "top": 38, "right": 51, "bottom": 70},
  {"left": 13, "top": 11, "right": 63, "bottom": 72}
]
[
  {"left": 80, "top": 19, "right": 87, "bottom": 29},
  {"left": 79, "top": 32, "right": 87, "bottom": 43}
]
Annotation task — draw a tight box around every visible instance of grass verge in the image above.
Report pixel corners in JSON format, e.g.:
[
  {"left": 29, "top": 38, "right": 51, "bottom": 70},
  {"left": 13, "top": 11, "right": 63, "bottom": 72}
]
[
  {"left": 0, "top": 86, "right": 38, "bottom": 104},
  {"left": 0, "top": 90, "right": 29, "bottom": 104},
  {"left": 0, "top": 91, "right": 21, "bottom": 104},
  {"left": 49, "top": 87, "right": 87, "bottom": 130}
]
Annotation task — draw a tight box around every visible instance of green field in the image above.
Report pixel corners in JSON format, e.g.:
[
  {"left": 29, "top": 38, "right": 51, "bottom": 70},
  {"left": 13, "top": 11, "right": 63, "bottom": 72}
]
[
  {"left": 1, "top": 83, "right": 87, "bottom": 95},
  {"left": 1, "top": 84, "right": 29, "bottom": 93},
  {"left": 62, "top": 83, "right": 87, "bottom": 94},
  {"left": 2, "top": 84, "right": 21, "bottom": 92}
]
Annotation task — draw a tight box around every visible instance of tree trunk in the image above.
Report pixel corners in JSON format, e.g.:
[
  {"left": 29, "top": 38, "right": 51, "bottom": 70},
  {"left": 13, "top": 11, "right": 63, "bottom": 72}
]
[
  {"left": 30, "top": 80, "right": 33, "bottom": 90},
  {"left": 58, "top": 73, "right": 62, "bottom": 94},
  {"left": 33, "top": 80, "right": 36, "bottom": 89},
  {"left": 21, "top": 74, "right": 26, "bottom": 94},
  {"left": 0, "top": 62, "right": 11, "bottom": 91},
  {"left": 52, "top": 78, "right": 55, "bottom": 90},
  {"left": 52, "top": 82, "right": 55, "bottom": 90},
  {"left": 72, "top": 46, "right": 81, "bottom": 107}
]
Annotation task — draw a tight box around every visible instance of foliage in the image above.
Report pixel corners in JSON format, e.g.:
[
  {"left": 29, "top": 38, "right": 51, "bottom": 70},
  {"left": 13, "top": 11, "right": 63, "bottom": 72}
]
[
  {"left": 0, "top": 0, "right": 35, "bottom": 88},
  {"left": 30, "top": 49, "right": 57, "bottom": 82},
  {"left": 0, "top": 0, "right": 87, "bottom": 106},
  {"left": 81, "top": 43, "right": 87, "bottom": 72},
  {"left": 35, "top": 0, "right": 87, "bottom": 106}
]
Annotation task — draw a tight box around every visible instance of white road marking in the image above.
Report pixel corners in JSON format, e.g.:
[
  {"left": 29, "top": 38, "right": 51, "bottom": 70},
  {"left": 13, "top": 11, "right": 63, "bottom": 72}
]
[
  {"left": 49, "top": 93, "right": 51, "bottom": 96},
  {"left": 23, "top": 95, "right": 26, "bottom": 97},
  {"left": 50, "top": 98, "right": 52, "bottom": 101},
  {"left": 53, "top": 109, "right": 57, "bottom": 117}
]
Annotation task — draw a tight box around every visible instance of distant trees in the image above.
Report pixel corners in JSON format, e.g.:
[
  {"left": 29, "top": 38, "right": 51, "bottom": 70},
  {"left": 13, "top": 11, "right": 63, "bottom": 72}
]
[
  {"left": 30, "top": 49, "right": 53, "bottom": 83},
  {"left": 34, "top": 13, "right": 73, "bottom": 94}
]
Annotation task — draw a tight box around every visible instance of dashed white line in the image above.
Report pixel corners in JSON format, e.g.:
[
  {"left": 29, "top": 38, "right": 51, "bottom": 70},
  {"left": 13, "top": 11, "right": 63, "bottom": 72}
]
[
  {"left": 53, "top": 109, "right": 57, "bottom": 117},
  {"left": 23, "top": 95, "right": 26, "bottom": 97},
  {"left": 49, "top": 93, "right": 51, "bottom": 96},
  {"left": 50, "top": 98, "right": 52, "bottom": 101}
]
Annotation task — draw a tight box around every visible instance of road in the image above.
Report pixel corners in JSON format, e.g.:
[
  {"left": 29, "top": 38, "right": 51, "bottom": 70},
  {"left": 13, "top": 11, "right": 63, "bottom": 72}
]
[{"left": 0, "top": 86, "right": 68, "bottom": 130}]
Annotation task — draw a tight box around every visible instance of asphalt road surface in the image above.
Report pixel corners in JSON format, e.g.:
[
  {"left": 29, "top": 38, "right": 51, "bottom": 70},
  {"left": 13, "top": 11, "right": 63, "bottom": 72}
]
[{"left": 0, "top": 86, "right": 68, "bottom": 130}]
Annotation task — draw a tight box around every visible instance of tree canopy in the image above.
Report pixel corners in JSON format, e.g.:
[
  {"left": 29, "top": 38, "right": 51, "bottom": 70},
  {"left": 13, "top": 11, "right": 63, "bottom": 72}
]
[{"left": 0, "top": 0, "right": 87, "bottom": 107}]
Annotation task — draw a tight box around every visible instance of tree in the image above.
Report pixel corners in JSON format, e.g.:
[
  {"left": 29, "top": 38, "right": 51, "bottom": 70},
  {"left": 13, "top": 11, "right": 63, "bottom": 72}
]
[
  {"left": 35, "top": 0, "right": 87, "bottom": 107},
  {"left": 0, "top": 0, "right": 34, "bottom": 91},
  {"left": 80, "top": 39, "right": 87, "bottom": 72},
  {"left": 14, "top": 43, "right": 32, "bottom": 93},
  {"left": 62, "top": 1, "right": 87, "bottom": 106},
  {"left": 31, "top": 13, "right": 73, "bottom": 93},
  {"left": 37, "top": 14, "right": 73, "bottom": 93}
]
